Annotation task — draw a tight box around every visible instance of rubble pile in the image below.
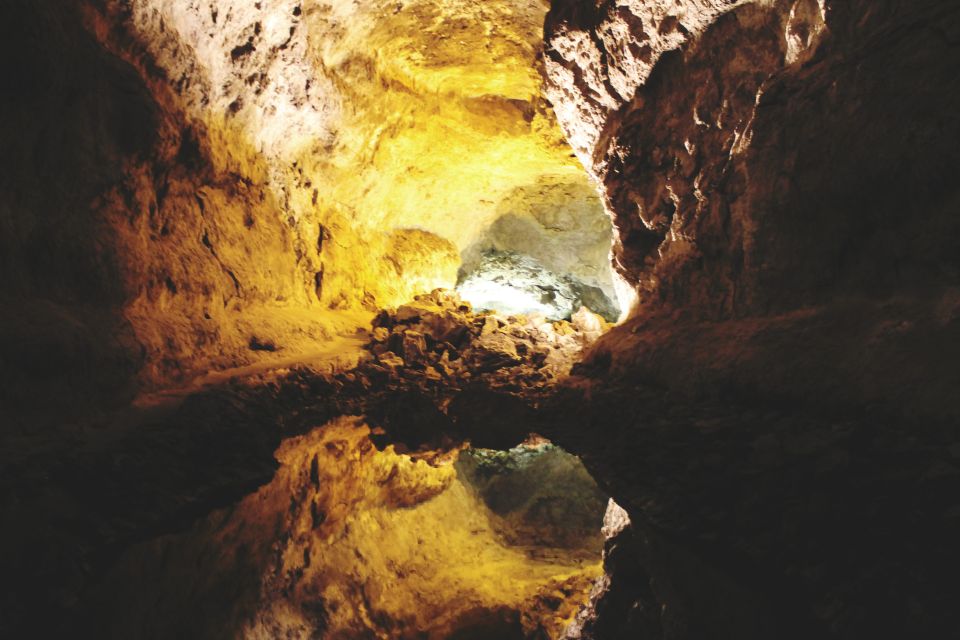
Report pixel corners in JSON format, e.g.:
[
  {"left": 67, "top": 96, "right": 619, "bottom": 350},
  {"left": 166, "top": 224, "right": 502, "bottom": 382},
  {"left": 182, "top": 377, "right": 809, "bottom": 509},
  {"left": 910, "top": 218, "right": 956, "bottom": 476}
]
[
  {"left": 364, "top": 288, "right": 609, "bottom": 393},
  {"left": 270, "top": 288, "right": 611, "bottom": 452}
]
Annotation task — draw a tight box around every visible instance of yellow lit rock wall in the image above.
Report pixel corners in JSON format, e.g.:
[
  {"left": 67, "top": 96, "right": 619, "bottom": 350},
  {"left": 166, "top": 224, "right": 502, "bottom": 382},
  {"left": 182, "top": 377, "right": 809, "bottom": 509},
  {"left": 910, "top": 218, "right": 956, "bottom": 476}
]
[
  {"left": 74, "top": 0, "right": 605, "bottom": 387},
  {"left": 92, "top": 417, "right": 601, "bottom": 638}
]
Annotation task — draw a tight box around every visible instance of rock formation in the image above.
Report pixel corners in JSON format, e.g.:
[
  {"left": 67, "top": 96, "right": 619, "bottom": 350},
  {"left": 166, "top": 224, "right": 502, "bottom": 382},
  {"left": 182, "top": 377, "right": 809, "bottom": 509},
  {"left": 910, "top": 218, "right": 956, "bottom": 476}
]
[
  {"left": 1, "top": 0, "right": 959, "bottom": 638},
  {"left": 546, "top": 0, "right": 960, "bottom": 311},
  {"left": 0, "top": 0, "right": 618, "bottom": 423},
  {"left": 542, "top": 0, "right": 960, "bottom": 637},
  {"left": 91, "top": 417, "right": 602, "bottom": 639}
]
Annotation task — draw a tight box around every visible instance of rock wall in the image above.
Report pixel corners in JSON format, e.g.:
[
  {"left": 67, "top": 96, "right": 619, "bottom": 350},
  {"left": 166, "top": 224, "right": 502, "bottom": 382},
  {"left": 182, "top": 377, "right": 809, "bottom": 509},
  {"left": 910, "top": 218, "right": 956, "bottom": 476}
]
[
  {"left": 544, "top": 0, "right": 960, "bottom": 421},
  {"left": 0, "top": 0, "right": 617, "bottom": 423},
  {"left": 0, "top": 1, "right": 144, "bottom": 419},
  {"left": 545, "top": 0, "right": 960, "bottom": 316},
  {"left": 95, "top": 0, "right": 609, "bottom": 318},
  {"left": 542, "top": 1, "right": 960, "bottom": 637},
  {"left": 0, "top": 0, "right": 350, "bottom": 421}
]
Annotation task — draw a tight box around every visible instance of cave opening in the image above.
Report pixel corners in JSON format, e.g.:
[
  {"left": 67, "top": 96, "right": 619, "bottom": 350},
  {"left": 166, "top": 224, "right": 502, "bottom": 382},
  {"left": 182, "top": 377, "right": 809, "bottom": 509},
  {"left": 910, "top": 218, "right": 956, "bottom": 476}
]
[{"left": 454, "top": 177, "right": 622, "bottom": 322}]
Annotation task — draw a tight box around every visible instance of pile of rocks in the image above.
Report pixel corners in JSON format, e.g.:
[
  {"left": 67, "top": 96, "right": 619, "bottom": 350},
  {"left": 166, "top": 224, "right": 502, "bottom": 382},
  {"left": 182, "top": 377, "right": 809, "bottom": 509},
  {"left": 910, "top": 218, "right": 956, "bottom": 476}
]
[{"left": 363, "top": 289, "right": 610, "bottom": 393}]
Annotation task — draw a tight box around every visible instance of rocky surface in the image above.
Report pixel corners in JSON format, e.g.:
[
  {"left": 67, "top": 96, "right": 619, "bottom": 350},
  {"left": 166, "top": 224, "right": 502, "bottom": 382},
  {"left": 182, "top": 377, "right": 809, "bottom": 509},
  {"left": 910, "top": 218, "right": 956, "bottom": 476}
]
[
  {"left": 541, "top": 2, "right": 960, "bottom": 637},
  {"left": 89, "top": 0, "right": 616, "bottom": 381},
  {"left": 0, "top": 0, "right": 359, "bottom": 423},
  {"left": 458, "top": 176, "right": 620, "bottom": 314},
  {"left": 360, "top": 289, "right": 609, "bottom": 425},
  {"left": 0, "top": 0, "right": 618, "bottom": 425},
  {"left": 89, "top": 418, "right": 601, "bottom": 639},
  {"left": 0, "top": 290, "right": 611, "bottom": 638},
  {"left": 545, "top": 0, "right": 960, "bottom": 316},
  {"left": 458, "top": 251, "right": 620, "bottom": 321}
]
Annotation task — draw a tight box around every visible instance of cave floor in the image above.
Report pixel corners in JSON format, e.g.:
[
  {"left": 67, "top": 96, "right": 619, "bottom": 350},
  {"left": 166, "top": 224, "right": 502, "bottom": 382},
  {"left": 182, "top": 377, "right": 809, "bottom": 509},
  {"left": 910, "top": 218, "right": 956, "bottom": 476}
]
[{"left": 133, "top": 332, "right": 370, "bottom": 412}]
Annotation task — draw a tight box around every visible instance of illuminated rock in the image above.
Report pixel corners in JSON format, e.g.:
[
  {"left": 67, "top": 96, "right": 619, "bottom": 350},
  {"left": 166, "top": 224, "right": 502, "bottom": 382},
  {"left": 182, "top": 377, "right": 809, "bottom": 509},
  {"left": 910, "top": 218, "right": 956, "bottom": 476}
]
[
  {"left": 456, "top": 442, "right": 608, "bottom": 552},
  {"left": 3, "top": 0, "right": 618, "bottom": 396},
  {"left": 92, "top": 417, "right": 603, "bottom": 638},
  {"left": 458, "top": 251, "right": 619, "bottom": 321}
]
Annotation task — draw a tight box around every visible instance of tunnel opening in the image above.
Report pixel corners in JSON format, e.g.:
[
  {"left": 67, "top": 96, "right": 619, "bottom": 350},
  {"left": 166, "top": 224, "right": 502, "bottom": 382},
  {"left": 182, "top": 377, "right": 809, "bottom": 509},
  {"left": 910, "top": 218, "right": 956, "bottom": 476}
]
[
  {"left": 457, "top": 250, "right": 620, "bottom": 322},
  {"left": 454, "top": 176, "right": 622, "bottom": 322}
]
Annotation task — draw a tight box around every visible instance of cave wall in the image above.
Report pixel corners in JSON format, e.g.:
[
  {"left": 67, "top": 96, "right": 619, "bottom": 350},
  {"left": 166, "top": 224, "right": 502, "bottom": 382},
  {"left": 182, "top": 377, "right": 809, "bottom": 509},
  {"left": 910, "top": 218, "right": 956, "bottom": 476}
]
[
  {"left": 96, "top": 0, "right": 603, "bottom": 318},
  {"left": 545, "top": 0, "right": 960, "bottom": 314},
  {"left": 0, "top": 0, "right": 347, "bottom": 417},
  {"left": 544, "top": 0, "right": 960, "bottom": 423},
  {"left": 0, "top": 0, "right": 617, "bottom": 421},
  {"left": 541, "top": 2, "right": 960, "bottom": 637},
  {"left": 0, "top": 0, "right": 153, "bottom": 420}
]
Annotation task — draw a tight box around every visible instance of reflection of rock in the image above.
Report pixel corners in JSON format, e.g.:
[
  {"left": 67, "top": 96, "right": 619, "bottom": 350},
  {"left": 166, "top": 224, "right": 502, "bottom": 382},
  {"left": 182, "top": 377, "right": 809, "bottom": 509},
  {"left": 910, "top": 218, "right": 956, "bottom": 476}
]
[
  {"left": 564, "top": 501, "right": 663, "bottom": 640},
  {"left": 457, "top": 442, "right": 607, "bottom": 553},
  {"left": 91, "top": 418, "right": 601, "bottom": 639},
  {"left": 458, "top": 251, "right": 619, "bottom": 321}
]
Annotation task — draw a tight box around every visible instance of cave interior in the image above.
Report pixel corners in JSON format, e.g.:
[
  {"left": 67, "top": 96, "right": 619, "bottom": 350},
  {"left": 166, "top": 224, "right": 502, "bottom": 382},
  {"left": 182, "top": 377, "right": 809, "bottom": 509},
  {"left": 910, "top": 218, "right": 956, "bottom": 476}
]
[{"left": 1, "top": 0, "right": 959, "bottom": 638}]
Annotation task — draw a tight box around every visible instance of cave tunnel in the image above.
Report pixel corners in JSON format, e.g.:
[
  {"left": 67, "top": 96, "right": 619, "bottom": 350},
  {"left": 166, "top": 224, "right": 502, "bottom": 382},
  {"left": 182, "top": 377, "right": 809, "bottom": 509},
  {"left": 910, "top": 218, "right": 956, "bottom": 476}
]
[{"left": 2, "top": 0, "right": 960, "bottom": 638}]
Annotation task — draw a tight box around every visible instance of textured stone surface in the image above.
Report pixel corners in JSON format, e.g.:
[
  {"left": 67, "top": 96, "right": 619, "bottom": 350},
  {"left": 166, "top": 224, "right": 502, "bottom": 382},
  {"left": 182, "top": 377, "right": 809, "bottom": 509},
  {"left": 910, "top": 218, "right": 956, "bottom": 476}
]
[
  {"left": 90, "top": 418, "right": 600, "bottom": 639},
  {"left": 93, "top": 0, "right": 610, "bottom": 313},
  {"left": 0, "top": 0, "right": 617, "bottom": 417},
  {"left": 540, "top": 0, "right": 960, "bottom": 430},
  {"left": 459, "top": 176, "right": 618, "bottom": 310},
  {"left": 541, "top": 1, "right": 960, "bottom": 637},
  {"left": 544, "top": 0, "right": 754, "bottom": 166},
  {"left": 545, "top": 0, "right": 960, "bottom": 316},
  {"left": 457, "top": 251, "right": 619, "bottom": 321}
]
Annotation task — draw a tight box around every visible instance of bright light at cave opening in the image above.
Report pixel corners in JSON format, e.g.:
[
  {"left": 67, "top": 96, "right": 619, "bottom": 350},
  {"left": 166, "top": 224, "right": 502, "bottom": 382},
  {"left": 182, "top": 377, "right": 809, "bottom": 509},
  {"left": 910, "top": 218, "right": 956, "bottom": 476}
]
[
  {"left": 457, "top": 278, "right": 559, "bottom": 318},
  {"left": 455, "top": 251, "right": 622, "bottom": 321}
]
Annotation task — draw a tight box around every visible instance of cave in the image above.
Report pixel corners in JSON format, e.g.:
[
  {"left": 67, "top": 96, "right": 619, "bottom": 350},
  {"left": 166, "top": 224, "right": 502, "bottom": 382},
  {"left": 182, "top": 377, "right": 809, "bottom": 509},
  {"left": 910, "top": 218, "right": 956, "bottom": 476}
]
[{"left": 2, "top": 0, "right": 959, "bottom": 639}]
